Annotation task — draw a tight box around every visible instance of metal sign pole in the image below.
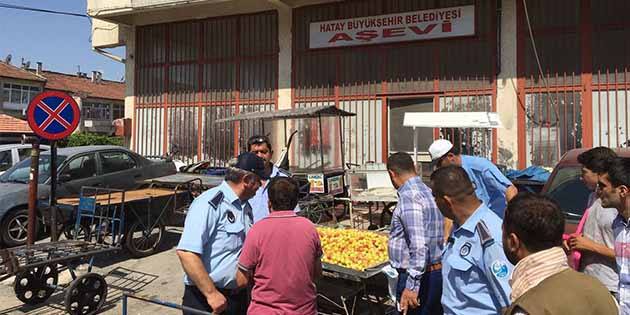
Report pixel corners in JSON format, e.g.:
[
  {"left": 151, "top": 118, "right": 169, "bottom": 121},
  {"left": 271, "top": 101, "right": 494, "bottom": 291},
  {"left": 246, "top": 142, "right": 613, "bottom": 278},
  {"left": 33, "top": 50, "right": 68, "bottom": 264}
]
[
  {"left": 413, "top": 127, "right": 418, "bottom": 169},
  {"left": 50, "top": 141, "right": 58, "bottom": 242},
  {"left": 26, "top": 138, "right": 40, "bottom": 245}
]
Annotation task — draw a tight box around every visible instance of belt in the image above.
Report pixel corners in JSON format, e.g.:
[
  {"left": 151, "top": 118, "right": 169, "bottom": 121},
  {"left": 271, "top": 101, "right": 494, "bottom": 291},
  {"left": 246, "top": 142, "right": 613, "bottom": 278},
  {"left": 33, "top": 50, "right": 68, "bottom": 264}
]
[
  {"left": 427, "top": 263, "right": 442, "bottom": 272},
  {"left": 396, "top": 263, "right": 442, "bottom": 275}
]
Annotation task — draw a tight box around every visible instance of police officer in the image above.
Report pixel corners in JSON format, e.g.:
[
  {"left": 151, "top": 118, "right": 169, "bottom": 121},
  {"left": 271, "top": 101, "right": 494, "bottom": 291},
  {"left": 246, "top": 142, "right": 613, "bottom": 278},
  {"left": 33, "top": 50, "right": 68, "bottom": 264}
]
[
  {"left": 176, "top": 152, "right": 268, "bottom": 315},
  {"left": 430, "top": 165, "right": 513, "bottom": 315},
  {"left": 429, "top": 139, "right": 517, "bottom": 219},
  {"left": 246, "top": 135, "right": 299, "bottom": 222}
]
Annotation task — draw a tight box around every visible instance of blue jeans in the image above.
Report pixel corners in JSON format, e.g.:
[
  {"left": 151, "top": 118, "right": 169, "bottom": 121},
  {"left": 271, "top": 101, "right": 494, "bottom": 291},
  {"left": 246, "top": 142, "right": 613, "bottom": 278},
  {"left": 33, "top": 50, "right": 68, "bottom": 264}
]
[{"left": 396, "top": 269, "right": 443, "bottom": 315}]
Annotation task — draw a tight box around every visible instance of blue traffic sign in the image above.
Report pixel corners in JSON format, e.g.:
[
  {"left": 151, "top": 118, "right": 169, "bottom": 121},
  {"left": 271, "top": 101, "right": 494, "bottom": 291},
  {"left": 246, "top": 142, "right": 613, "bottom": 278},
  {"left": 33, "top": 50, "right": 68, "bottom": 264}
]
[{"left": 26, "top": 91, "right": 80, "bottom": 140}]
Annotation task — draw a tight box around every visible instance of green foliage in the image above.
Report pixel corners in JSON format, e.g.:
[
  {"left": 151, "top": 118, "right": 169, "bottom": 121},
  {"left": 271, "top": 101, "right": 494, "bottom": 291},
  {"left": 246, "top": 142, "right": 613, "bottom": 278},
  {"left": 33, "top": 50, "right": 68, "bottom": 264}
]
[{"left": 58, "top": 132, "right": 123, "bottom": 147}]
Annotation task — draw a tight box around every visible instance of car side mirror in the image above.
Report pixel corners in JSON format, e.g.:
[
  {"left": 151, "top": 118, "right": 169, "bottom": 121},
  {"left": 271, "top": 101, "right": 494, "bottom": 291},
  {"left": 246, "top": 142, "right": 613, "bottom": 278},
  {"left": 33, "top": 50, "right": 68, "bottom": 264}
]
[{"left": 58, "top": 173, "right": 72, "bottom": 183}]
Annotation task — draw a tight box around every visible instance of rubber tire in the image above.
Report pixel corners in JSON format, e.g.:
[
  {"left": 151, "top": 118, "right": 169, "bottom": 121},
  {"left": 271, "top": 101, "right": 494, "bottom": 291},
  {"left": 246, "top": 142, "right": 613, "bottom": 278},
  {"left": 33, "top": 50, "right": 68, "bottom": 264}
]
[
  {"left": 1, "top": 208, "right": 38, "bottom": 248},
  {"left": 124, "top": 218, "right": 165, "bottom": 258},
  {"left": 64, "top": 273, "right": 108, "bottom": 315}
]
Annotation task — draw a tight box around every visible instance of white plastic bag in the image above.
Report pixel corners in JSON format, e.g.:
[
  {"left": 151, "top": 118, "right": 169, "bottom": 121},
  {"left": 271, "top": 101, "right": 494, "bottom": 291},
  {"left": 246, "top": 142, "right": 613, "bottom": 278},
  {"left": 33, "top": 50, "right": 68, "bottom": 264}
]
[{"left": 381, "top": 264, "right": 399, "bottom": 304}]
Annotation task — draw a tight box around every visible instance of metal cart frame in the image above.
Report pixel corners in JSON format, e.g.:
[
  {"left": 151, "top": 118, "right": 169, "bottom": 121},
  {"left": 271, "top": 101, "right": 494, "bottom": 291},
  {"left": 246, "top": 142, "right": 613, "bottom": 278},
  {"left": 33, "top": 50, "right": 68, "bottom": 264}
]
[
  {"left": 216, "top": 105, "right": 356, "bottom": 224},
  {"left": 0, "top": 187, "right": 125, "bottom": 315}
]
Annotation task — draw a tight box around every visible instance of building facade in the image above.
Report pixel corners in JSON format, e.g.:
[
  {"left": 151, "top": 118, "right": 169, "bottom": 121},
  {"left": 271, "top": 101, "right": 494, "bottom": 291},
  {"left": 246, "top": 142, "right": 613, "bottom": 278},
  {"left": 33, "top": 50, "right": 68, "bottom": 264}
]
[{"left": 89, "top": 0, "right": 630, "bottom": 169}]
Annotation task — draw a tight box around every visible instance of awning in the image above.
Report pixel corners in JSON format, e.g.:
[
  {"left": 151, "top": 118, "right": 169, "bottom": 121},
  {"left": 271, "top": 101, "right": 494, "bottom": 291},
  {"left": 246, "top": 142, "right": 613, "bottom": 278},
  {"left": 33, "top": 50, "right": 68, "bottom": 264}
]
[
  {"left": 215, "top": 105, "right": 356, "bottom": 123},
  {"left": 403, "top": 112, "right": 503, "bottom": 129}
]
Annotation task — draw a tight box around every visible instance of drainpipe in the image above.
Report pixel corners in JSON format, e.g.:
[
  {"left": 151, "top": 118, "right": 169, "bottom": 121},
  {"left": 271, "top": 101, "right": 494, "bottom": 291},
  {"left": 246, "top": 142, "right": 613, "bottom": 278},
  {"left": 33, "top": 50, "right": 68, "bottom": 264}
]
[{"left": 93, "top": 47, "right": 126, "bottom": 63}]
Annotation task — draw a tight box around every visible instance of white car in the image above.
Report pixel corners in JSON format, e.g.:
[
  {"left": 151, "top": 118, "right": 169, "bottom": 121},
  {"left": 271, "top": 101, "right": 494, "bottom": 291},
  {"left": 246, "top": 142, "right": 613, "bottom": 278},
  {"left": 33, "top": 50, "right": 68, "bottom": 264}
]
[{"left": 0, "top": 144, "right": 50, "bottom": 175}]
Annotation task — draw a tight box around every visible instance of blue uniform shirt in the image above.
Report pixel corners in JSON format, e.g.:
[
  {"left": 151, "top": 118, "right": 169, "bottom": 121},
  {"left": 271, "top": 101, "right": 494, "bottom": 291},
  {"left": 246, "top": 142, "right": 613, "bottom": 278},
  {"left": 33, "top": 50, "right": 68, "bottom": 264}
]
[
  {"left": 442, "top": 204, "right": 513, "bottom": 315},
  {"left": 177, "top": 180, "right": 253, "bottom": 289},
  {"left": 461, "top": 155, "right": 513, "bottom": 218},
  {"left": 250, "top": 165, "right": 299, "bottom": 222}
]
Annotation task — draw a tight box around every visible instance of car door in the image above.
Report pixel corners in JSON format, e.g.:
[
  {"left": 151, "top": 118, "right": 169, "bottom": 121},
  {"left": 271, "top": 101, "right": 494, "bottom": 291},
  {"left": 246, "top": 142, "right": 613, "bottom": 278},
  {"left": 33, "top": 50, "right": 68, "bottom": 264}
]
[
  {"left": 0, "top": 149, "right": 13, "bottom": 174},
  {"left": 99, "top": 150, "right": 142, "bottom": 190},
  {"left": 56, "top": 153, "right": 103, "bottom": 197}
]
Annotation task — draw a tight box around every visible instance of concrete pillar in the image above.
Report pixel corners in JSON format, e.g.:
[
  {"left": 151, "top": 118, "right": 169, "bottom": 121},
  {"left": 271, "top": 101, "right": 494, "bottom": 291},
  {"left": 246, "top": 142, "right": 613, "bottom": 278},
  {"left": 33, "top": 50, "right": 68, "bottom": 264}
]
[
  {"left": 271, "top": 3, "right": 293, "bottom": 156},
  {"left": 73, "top": 96, "right": 83, "bottom": 134},
  {"left": 277, "top": 4, "right": 292, "bottom": 110},
  {"left": 124, "top": 26, "right": 136, "bottom": 150},
  {"left": 496, "top": 0, "right": 519, "bottom": 169}
]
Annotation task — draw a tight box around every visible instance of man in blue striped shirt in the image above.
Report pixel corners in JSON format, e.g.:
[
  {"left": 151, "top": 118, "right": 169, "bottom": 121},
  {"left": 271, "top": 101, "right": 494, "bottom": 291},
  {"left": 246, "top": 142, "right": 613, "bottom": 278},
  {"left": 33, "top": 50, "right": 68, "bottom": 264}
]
[{"left": 387, "top": 152, "right": 444, "bottom": 315}]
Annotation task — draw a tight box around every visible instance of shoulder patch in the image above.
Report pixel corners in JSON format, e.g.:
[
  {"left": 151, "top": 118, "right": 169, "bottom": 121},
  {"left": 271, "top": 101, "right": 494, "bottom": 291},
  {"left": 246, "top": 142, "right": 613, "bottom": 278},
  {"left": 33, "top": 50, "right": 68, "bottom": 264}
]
[
  {"left": 491, "top": 260, "right": 509, "bottom": 278},
  {"left": 476, "top": 220, "right": 494, "bottom": 247},
  {"left": 209, "top": 191, "right": 224, "bottom": 210}
]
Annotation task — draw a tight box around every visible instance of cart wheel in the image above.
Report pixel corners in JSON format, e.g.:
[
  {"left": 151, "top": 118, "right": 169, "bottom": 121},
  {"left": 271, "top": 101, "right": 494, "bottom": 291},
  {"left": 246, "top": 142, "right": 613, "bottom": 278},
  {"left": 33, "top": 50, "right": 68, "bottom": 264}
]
[
  {"left": 64, "top": 273, "right": 108, "bottom": 315},
  {"left": 14, "top": 264, "right": 58, "bottom": 305},
  {"left": 304, "top": 203, "right": 325, "bottom": 224},
  {"left": 58, "top": 222, "right": 90, "bottom": 241},
  {"left": 125, "top": 218, "right": 165, "bottom": 258}
]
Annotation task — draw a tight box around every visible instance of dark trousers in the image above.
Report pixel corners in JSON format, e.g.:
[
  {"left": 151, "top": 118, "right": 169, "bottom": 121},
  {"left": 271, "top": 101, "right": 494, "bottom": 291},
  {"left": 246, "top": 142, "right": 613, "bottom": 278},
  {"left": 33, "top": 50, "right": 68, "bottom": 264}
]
[
  {"left": 182, "top": 285, "right": 248, "bottom": 315},
  {"left": 395, "top": 269, "right": 443, "bottom": 315}
]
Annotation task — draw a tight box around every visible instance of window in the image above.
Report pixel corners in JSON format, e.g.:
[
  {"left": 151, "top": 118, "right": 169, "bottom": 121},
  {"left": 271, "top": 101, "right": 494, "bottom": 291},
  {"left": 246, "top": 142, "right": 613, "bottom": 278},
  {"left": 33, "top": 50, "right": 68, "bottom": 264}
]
[
  {"left": 2, "top": 84, "right": 41, "bottom": 107},
  {"left": 0, "top": 155, "right": 66, "bottom": 184},
  {"left": 60, "top": 154, "right": 97, "bottom": 181},
  {"left": 545, "top": 166, "right": 591, "bottom": 221},
  {"left": 0, "top": 150, "right": 12, "bottom": 172},
  {"left": 17, "top": 148, "right": 32, "bottom": 162},
  {"left": 100, "top": 151, "right": 136, "bottom": 174},
  {"left": 388, "top": 98, "right": 434, "bottom": 154},
  {"left": 112, "top": 104, "right": 124, "bottom": 119},
  {"left": 82, "top": 102, "right": 112, "bottom": 120}
]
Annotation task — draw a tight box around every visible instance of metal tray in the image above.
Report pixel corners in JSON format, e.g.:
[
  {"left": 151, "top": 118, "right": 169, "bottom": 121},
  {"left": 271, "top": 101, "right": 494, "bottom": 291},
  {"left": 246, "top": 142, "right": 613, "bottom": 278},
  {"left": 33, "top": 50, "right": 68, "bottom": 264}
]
[{"left": 322, "top": 260, "right": 389, "bottom": 282}]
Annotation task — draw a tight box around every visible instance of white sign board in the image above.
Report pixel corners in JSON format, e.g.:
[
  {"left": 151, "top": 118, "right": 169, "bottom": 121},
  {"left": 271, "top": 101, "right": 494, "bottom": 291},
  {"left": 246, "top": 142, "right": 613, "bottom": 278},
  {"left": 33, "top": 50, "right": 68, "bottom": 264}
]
[
  {"left": 403, "top": 112, "right": 503, "bottom": 129},
  {"left": 309, "top": 5, "right": 475, "bottom": 49}
]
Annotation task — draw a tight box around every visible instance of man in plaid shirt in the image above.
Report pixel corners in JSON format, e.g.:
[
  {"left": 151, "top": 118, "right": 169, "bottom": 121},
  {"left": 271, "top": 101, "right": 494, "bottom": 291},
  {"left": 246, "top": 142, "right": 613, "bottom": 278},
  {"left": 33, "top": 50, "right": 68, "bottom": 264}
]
[{"left": 387, "top": 152, "right": 444, "bottom": 315}]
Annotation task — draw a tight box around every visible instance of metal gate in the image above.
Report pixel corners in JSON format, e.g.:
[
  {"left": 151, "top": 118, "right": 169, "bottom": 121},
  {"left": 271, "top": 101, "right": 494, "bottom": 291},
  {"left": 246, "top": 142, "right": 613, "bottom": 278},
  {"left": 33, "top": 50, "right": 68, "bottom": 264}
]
[
  {"left": 517, "top": 0, "right": 630, "bottom": 168},
  {"left": 135, "top": 11, "right": 278, "bottom": 165},
  {"left": 293, "top": 0, "right": 498, "bottom": 165}
]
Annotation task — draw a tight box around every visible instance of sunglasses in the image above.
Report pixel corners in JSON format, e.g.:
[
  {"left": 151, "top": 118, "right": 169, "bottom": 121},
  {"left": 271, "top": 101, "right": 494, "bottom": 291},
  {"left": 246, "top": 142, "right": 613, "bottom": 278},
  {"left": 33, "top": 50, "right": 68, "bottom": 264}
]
[{"left": 248, "top": 136, "right": 270, "bottom": 146}]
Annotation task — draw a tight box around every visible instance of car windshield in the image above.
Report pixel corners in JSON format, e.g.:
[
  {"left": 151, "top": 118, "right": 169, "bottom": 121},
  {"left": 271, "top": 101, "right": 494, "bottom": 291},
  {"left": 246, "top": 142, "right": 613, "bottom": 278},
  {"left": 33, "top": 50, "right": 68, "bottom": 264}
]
[
  {"left": 545, "top": 165, "right": 591, "bottom": 220},
  {"left": 0, "top": 155, "right": 67, "bottom": 184}
]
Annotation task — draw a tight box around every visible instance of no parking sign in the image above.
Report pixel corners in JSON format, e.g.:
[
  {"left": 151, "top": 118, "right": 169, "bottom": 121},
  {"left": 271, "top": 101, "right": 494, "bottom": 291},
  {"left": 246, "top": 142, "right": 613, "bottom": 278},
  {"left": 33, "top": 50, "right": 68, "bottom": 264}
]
[{"left": 26, "top": 91, "right": 80, "bottom": 140}]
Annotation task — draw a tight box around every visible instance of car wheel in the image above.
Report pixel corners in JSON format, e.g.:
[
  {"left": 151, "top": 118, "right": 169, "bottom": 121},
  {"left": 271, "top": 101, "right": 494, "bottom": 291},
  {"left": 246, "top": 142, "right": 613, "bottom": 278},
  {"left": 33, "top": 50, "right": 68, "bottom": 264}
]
[{"left": 1, "top": 208, "right": 37, "bottom": 247}]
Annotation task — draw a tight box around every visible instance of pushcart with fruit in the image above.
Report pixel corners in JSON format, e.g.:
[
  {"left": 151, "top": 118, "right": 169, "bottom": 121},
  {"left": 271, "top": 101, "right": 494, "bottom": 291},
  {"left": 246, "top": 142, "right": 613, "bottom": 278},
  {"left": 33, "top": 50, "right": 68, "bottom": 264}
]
[{"left": 316, "top": 227, "right": 393, "bottom": 315}]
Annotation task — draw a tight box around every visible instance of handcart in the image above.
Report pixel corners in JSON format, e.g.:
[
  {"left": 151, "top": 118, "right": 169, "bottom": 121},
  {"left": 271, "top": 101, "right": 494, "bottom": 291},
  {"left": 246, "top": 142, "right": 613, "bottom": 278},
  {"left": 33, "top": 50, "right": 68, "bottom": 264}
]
[
  {"left": 318, "top": 260, "right": 391, "bottom": 315},
  {"left": 0, "top": 187, "right": 124, "bottom": 315},
  {"left": 54, "top": 178, "right": 200, "bottom": 258},
  {"left": 216, "top": 105, "right": 356, "bottom": 224}
]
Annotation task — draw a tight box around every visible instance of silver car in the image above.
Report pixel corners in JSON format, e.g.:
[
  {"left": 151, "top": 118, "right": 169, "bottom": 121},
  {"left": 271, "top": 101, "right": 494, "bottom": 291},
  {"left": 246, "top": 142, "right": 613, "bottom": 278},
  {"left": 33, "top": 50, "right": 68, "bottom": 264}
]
[
  {"left": 0, "top": 145, "right": 176, "bottom": 247},
  {"left": 0, "top": 144, "right": 50, "bottom": 175}
]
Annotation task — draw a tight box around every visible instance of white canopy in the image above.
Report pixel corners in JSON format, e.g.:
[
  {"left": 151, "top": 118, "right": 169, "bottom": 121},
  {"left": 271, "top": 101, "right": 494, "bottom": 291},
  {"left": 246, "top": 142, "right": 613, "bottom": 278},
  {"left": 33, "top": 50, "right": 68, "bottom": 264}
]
[{"left": 403, "top": 112, "right": 503, "bottom": 129}]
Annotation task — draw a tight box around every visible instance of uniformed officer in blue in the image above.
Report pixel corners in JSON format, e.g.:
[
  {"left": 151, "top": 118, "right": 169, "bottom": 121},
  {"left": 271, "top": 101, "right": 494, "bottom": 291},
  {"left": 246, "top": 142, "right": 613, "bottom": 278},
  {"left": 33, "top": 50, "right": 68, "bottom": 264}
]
[
  {"left": 429, "top": 139, "right": 518, "bottom": 219},
  {"left": 176, "top": 152, "right": 268, "bottom": 315},
  {"left": 430, "top": 165, "right": 513, "bottom": 315},
  {"left": 245, "top": 135, "right": 299, "bottom": 222}
]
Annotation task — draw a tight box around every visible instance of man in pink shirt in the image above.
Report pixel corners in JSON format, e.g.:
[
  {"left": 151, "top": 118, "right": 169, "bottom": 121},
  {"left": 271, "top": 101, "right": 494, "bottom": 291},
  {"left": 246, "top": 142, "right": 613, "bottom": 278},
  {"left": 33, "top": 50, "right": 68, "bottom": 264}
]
[{"left": 236, "top": 177, "right": 322, "bottom": 314}]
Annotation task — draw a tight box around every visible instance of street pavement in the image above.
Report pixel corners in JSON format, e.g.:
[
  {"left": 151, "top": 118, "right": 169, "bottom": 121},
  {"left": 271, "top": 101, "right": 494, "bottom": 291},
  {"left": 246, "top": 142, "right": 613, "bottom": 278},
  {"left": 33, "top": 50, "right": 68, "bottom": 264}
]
[
  {"left": 0, "top": 227, "right": 186, "bottom": 315},
  {"left": 0, "top": 206, "right": 392, "bottom": 315}
]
